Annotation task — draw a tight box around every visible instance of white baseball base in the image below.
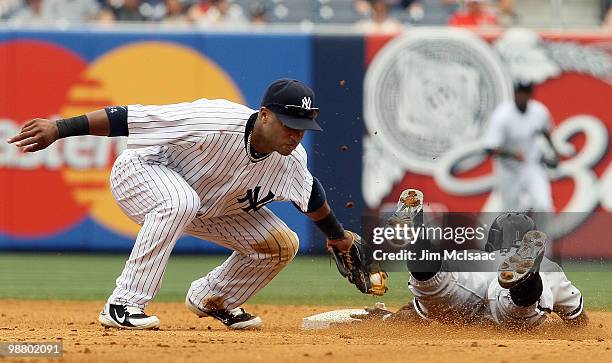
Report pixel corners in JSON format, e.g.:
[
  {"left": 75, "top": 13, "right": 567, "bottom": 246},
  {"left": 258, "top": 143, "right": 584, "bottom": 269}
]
[{"left": 301, "top": 309, "right": 368, "bottom": 330}]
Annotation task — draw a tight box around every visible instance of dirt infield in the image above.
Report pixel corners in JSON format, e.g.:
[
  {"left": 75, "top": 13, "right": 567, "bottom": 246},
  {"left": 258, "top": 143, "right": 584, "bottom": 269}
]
[{"left": 0, "top": 300, "right": 610, "bottom": 363}]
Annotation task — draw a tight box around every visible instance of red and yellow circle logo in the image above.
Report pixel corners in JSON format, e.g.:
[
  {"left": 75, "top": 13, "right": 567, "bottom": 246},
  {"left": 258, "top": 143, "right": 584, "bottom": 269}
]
[{"left": 0, "top": 40, "right": 244, "bottom": 238}]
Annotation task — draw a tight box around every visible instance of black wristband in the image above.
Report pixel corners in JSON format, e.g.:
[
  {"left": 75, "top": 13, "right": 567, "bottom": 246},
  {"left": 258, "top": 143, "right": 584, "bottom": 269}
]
[
  {"left": 56, "top": 115, "right": 89, "bottom": 139},
  {"left": 314, "top": 210, "right": 345, "bottom": 240}
]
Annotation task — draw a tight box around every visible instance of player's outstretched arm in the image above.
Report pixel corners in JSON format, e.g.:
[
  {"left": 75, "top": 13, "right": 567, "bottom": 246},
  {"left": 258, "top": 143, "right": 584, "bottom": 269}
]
[
  {"left": 296, "top": 177, "right": 388, "bottom": 296},
  {"left": 293, "top": 176, "right": 353, "bottom": 252},
  {"left": 7, "top": 107, "right": 127, "bottom": 152},
  {"left": 306, "top": 200, "right": 388, "bottom": 296}
]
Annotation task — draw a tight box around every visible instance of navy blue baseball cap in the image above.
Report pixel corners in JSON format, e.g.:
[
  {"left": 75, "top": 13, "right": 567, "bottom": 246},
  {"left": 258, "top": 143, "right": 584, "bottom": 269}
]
[{"left": 261, "top": 78, "right": 322, "bottom": 131}]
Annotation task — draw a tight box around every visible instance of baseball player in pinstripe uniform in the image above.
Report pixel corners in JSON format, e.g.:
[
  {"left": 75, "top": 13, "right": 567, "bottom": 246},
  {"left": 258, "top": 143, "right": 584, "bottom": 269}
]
[{"left": 8, "top": 79, "right": 362, "bottom": 330}]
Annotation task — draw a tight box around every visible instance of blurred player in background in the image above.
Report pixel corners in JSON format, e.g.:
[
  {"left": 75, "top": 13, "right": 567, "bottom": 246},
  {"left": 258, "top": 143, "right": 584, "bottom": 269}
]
[{"left": 481, "top": 81, "right": 560, "bottom": 213}]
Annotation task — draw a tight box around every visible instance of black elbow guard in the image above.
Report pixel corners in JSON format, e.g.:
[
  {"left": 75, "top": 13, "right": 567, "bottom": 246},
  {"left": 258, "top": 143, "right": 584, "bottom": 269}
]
[
  {"left": 292, "top": 177, "right": 327, "bottom": 213},
  {"left": 306, "top": 177, "right": 326, "bottom": 213},
  {"left": 105, "top": 106, "right": 129, "bottom": 137}
]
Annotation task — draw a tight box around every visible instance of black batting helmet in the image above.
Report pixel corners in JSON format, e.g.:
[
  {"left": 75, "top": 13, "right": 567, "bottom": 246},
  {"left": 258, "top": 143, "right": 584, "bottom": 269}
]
[{"left": 484, "top": 213, "right": 536, "bottom": 252}]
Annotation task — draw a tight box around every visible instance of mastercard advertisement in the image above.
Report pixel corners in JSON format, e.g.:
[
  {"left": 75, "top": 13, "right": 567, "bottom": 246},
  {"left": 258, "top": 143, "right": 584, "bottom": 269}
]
[
  {"left": 0, "top": 30, "right": 313, "bottom": 252},
  {"left": 1, "top": 29, "right": 610, "bottom": 256}
]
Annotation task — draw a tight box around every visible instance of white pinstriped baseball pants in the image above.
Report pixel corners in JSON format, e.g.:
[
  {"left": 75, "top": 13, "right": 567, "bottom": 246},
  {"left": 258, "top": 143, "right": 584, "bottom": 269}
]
[{"left": 107, "top": 150, "right": 299, "bottom": 310}]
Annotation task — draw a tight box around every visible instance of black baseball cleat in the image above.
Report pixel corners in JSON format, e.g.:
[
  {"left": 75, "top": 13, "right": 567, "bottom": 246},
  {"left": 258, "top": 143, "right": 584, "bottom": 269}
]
[
  {"left": 98, "top": 303, "right": 160, "bottom": 330},
  {"left": 185, "top": 296, "right": 262, "bottom": 330},
  {"left": 498, "top": 230, "right": 547, "bottom": 289}
]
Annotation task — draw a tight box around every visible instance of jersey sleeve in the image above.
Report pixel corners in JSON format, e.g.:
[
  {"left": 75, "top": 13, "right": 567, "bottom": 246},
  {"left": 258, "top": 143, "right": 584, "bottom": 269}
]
[
  {"left": 126, "top": 102, "right": 201, "bottom": 149},
  {"left": 288, "top": 147, "right": 314, "bottom": 213},
  {"left": 543, "top": 266, "right": 584, "bottom": 321},
  {"left": 481, "top": 105, "right": 506, "bottom": 150},
  {"left": 126, "top": 100, "right": 251, "bottom": 149}
]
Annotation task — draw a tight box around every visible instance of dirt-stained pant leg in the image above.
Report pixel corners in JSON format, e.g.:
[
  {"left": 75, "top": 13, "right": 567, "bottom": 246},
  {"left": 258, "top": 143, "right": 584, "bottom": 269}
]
[
  {"left": 184, "top": 207, "right": 299, "bottom": 311},
  {"left": 488, "top": 272, "right": 553, "bottom": 328},
  {"left": 408, "top": 271, "right": 493, "bottom": 324},
  {"left": 108, "top": 150, "right": 201, "bottom": 308}
]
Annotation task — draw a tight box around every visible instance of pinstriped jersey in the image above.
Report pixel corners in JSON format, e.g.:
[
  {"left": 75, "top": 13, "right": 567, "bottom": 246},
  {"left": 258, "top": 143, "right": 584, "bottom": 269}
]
[{"left": 124, "top": 99, "right": 313, "bottom": 219}]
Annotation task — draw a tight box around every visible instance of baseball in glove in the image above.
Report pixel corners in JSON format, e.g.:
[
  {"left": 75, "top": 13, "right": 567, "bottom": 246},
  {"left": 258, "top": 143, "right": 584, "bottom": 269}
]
[{"left": 329, "top": 231, "right": 389, "bottom": 296}]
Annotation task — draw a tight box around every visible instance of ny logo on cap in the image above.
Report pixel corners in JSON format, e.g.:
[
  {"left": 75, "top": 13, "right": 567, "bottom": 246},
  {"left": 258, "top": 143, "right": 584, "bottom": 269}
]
[{"left": 301, "top": 97, "right": 312, "bottom": 109}]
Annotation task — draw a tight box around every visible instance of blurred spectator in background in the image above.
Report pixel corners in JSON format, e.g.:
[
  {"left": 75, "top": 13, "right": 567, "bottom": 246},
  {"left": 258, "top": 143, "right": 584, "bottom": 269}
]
[
  {"left": 248, "top": 1, "right": 267, "bottom": 26},
  {"left": 161, "top": 0, "right": 188, "bottom": 24},
  {"left": 138, "top": 0, "right": 169, "bottom": 22},
  {"left": 187, "top": 0, "right": 208, "bottom": 22},
  {"left": 495, "top": 0, "right": 514, "bottom": 25},
  {"left": 9, "top": 0, "right": 45, "bottom": 23},
  {"left": 0, "top": 0, "right": 23, "bottom": 20},
  {"left": 39, "top": 0, "right": 100, "bottom": 24},
  {"left": 400, "top": 0, "right": 460, "bottom": 24},
  {"left": 356, "top": 0, "right": 402, "bottom": 33},
  {"left": 604, "top": 0, "right": 612, "bottom": 29},
  {"left": 97, "top": 0, "right": 114, "bottom": 23},
  {"left": 191, "top": 0, "right": 246, "bottom": 26},
  {"left": 448, "top": 0, "right": 497, "bottom": 27},
  {"left": 354, "top": 0, "right": 457, "bottom": 25},
  {"left": 353, "top": 0, "right": 372, "bottom": 18},
  {"left": 354, "top": 0, "right": 409, "bottom": 18},
  {"left": 100, "top": 0, "right": 148, "bottom": 22}
]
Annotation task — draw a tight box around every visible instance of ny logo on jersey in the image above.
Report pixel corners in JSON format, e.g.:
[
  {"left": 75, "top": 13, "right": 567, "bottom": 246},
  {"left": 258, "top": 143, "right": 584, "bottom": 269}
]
[
  {"left": 301, "top": 97, "right": 312, "bottom": 110},
  {"left": 237, "top": 186, "right": 275, "bottom": 212}
]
